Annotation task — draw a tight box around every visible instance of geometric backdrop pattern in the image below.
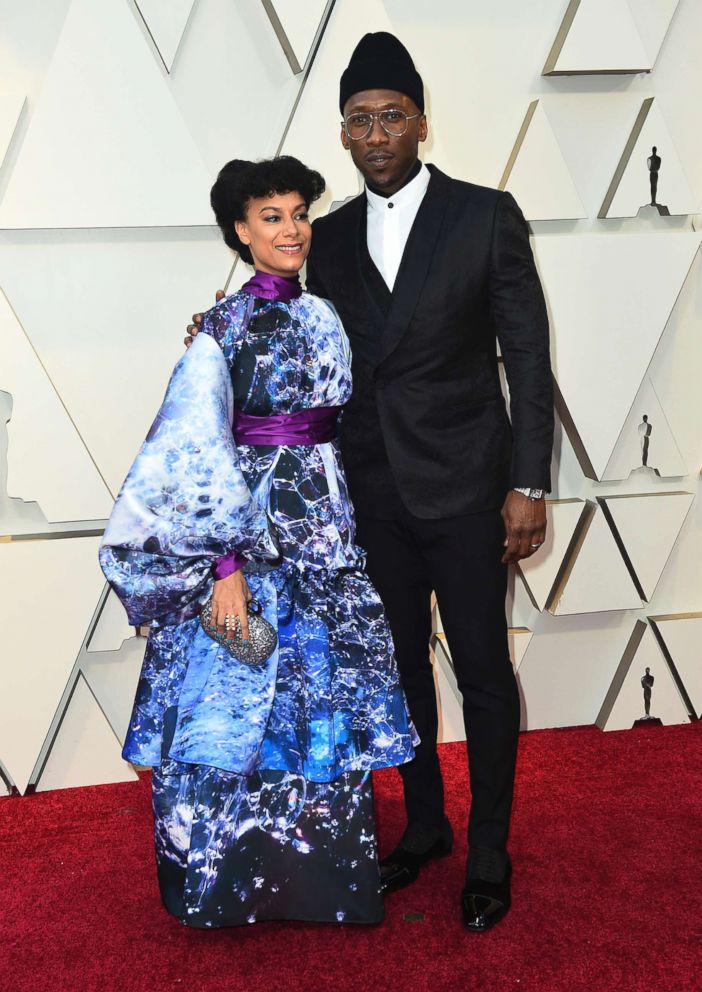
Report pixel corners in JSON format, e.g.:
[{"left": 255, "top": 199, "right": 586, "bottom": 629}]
[
  {"left": 599, "top": 97, "right": 697, "bottom": 218},
  {"left": 649, "top": 612, "right": 702, "bottom": 717},
  {"left": 499, "top": 100, "right": 587, "bottom": 221},
  {"left": 517, "top": 499, "right": 588, "bottom": 612},
  {"left": 0, "top": 91, "right": 26, "bottom": 173},
  {"left": 599, "top": 491, "right": 694, "bottom": 600},
  {"left": 2, "top": 0, "right": 700, "bottom": 794},
  {"left": 543, "top": 0, "right": 680, "bottom": 75},
  {"left": 596, "top": 620, "right": 690, "bottom": 731},
  {"left": 532, "top": 231, "right": 701, "bottom": 480},
  {"left": 134, "top": 0, "right": 195, "bottom": 72},
  {"left": 0, "top": 0, "right": 214, "bottom": 229},
  {"left": 601, "top": 374, "right": 687, "bottom": 481}
]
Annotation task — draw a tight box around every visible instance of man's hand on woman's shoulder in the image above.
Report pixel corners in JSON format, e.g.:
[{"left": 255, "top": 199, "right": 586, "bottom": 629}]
[{"left": 184, "top": 289, "right": 225, "bottom": 348}]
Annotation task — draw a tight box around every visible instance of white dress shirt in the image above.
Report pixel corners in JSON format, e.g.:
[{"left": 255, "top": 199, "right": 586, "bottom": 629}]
[{"left": 365, "top": 161, "right": 431, "bottom": 291}]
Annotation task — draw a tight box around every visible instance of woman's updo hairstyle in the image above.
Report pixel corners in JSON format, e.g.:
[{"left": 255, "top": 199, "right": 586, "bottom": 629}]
[{"left": 210, "top": 155, "right": 326, "bottom": 264}]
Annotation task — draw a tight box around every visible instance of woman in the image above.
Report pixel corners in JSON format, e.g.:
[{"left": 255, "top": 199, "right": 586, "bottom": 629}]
[{"left": 100, "top": 156, "right": 417, "bottom": 928}]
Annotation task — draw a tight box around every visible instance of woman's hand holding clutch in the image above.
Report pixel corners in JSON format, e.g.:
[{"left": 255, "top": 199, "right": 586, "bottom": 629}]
[{"left": 211, "top": 570, "right": 253, "bottom": 641}]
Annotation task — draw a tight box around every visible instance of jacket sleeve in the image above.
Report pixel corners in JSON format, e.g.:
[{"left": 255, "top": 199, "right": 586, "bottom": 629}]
[
  {"left": 98, "top": 299, "right": 279, "bottom": 626},
  {"left": 490, "top": 191, "right": 554, "bottom": 491}
]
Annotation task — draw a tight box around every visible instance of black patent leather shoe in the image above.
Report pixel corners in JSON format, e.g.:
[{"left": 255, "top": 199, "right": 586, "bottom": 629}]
[
  {"left": 380, "top": 819, "right": 453, "bottom": 894},
  {"left": 461, "top": 852, "right": 512, "bottom": 933}
]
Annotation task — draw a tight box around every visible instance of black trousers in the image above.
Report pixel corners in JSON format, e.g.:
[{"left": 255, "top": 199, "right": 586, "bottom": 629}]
[{"left": 355, "top": 507, "right": 520, "bottom": 852}]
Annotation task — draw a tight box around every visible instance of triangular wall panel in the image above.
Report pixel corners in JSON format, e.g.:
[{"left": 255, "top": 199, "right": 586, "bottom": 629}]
[
  {"left": 500, "top": 100, "right": 586, "bottom": 221},
  {"left": 517, "top": 618, "right": 634, "bottom": 730},
  {"left": 649, "top": 614, "right": 702, "bottom": 718},
  {"left": 517, "top": 500, "right": 588, "bottom": 611},
  {"left": 0, "top": 0, "right": 213, "bottom": 228},
  {"left": 134, "top": 0, "right": 195, "bottom": 72},
  {"left": 0, "top": 290, "right": 113, "bottom": 523},
  {"left": 544, "top": 0, "right": 678, "bottom": 75},
  {"left": 599, "top": 492, "right": 693, "bottom": 601},
  {"left": 508, "top": 628, "right": 534, "bottom": 672},
  {"left": 87, "top": 588, "right": 136, "bottom": 653},
  {"left": 626, "top": 0, "right": 680, "bottom": 64},
  {"left": 552, "top": 503, "right": 642, "bottom": 615},
  {"left": 34, "top": 675, "right": 138, "bottom": 792},
  {"left": 600, "top": 98, "right": 697, "bottom": 218},
  {"left": 262, "top": 0, "right": 330, "bottom": 73},
  {"left": 82, "top": 638, "right": 146, "bottom": 744},
  {"left": 0, "top": 536, "right": 104, "bottom": 793},
  {"left": 597, "top": 621, "right": 689, "bottom": 731},
  {"left": 602, "top": 375, "right": 687, "bottom": 481},
  {"left": 0, "top": 91, "right": 26, "bottom": 173},
  {"left": 533, "top": 232, "right": 701, "bottom": 480},
  {"left": 0, "top": 232, "right": 229, "bottom": 495},
  {"left": 280, "top": 0, "right": 397, "bottom": 212},
  {"left": 0, "top": 389, "right": 50, "bottom": 536},
  {"left": 327, "top": 194, "right": 362, "bottom": 215},
  {"left": 0, "top": 760, "right": 16, "bottom": 797},
  {"left": 158, "top": 0, "right": 325, "bottom": 177}
]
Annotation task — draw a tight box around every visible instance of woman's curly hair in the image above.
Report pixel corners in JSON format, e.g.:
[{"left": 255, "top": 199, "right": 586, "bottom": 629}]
[{"left": 210, "top": 155, "right": 326, "bottom": 264}]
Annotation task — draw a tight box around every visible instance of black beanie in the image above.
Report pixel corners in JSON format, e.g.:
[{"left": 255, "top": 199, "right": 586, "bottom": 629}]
[{"left": 339, "top": 32, "right": 424, "bottom": 115}]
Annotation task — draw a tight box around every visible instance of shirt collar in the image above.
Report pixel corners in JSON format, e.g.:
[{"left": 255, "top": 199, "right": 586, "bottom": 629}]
[
  {"left": 240, "top": 269, "right": 302, "bottom": 301},
  {"left": 366, "top": 161, "right": 431, "bottom": 213}
]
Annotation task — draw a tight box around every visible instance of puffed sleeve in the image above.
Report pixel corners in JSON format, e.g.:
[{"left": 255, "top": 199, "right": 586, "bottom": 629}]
[{"left": 99, "top": 296, "right": 279, "bottom": 626}]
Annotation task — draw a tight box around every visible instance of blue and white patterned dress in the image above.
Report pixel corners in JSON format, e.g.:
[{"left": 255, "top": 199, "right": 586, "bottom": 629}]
[{"left": 100, "top": 281, "right": 417, "bottom": 927}]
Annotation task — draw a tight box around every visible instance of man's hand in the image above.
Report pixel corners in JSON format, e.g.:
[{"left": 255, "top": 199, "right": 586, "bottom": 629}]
[
  {"left": 184, "top": 289, "right": 225, "bottom": 348},
  {"left": 501, "top": 491, "right": 547, "bottom": 564},
  {"left": 211, "top": 570, "right": 253, "bottom": 641}
]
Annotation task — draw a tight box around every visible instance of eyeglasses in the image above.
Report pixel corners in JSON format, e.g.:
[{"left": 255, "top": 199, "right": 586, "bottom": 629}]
[{"left": 342, "top": 109, "right": 421, "bottom": 141}]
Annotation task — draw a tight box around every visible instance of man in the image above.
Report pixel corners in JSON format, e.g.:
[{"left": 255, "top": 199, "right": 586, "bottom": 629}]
[{"left": 188, "top": 33, "right": 553, "bottom": 932}]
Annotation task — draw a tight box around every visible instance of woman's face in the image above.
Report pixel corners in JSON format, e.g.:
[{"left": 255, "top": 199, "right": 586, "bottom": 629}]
[{"left": 235, "top": 190, "right": 311, "bottom": 277}]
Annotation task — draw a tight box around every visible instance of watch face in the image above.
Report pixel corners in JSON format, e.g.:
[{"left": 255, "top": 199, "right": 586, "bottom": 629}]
[{"left": 528, "top": 489, "right": 544, "bottom": 500}]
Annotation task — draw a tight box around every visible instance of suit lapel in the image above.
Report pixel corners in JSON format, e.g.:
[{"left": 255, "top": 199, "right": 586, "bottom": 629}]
[
  {"left": 375, "top": 165, "right": 452, "bottom": 368},
  {"left": 358, "top": 207, "right": 392, "bottom": 318},
  {"left": 355, "top": 195, "right": 392, "bottom": 323},
  {"left": 324, "top": 194, "right": 385, "bottom": 368}
]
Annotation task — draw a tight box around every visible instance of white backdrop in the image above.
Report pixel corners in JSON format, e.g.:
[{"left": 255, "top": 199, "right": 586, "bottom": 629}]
[{"left": 1, "top": 0, "right": 700, "bottom": 795}]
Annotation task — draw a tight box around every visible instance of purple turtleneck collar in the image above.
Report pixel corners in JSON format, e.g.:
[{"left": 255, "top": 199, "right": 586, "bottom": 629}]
[{"left": 241, "top": 269, "right": 303, "bottom": 302}]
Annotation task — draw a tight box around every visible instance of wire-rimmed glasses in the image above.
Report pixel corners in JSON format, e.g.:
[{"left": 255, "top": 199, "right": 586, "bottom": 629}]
[{"left": 342, "top": 109, "right": 421, "bottom": 141}]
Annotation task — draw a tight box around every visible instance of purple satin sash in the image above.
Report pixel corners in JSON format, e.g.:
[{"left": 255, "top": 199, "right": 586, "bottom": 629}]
[{"left": 233, "top": 406, "right": 341, "bottom": 446}]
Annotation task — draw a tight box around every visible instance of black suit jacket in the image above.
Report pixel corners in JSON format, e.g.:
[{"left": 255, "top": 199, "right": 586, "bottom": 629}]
[{"left": 306, "top": 164, "right": 554, "bottom": 519}]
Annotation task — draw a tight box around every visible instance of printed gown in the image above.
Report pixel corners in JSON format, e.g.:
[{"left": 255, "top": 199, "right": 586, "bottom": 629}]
[{"left": 100, "top": 287, "right": 417, "bottom": 927}]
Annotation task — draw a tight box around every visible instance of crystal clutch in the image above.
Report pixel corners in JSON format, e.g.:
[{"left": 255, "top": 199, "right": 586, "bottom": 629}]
[{"left": 200, "top": 598, "right": 277, "bottom": 665}]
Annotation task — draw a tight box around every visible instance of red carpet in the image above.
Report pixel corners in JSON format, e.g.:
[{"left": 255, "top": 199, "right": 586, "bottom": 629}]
[{"left": 2, "top": 723, "right": 700, "bottom": 992}]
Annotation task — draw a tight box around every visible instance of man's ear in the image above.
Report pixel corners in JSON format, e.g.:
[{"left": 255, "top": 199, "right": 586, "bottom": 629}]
[
  {"left": 418, "top": 115, "right": 428, "bottom": 143},
  {"left": 234, "top": 219, "right": 250, "bottom": 245},
  {"left": 340, "top": 125, "right": 350, "bottom": 151}
]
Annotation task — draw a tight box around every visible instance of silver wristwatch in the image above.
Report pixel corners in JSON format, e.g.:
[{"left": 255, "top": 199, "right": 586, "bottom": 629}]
[{"left": 514, "top": 487, "right": 545, "bottom": 500}]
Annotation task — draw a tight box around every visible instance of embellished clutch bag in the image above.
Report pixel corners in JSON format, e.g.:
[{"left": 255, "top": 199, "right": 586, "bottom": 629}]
[{"left": 200, "top": 598, "right": 277, "bottom": 665}]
